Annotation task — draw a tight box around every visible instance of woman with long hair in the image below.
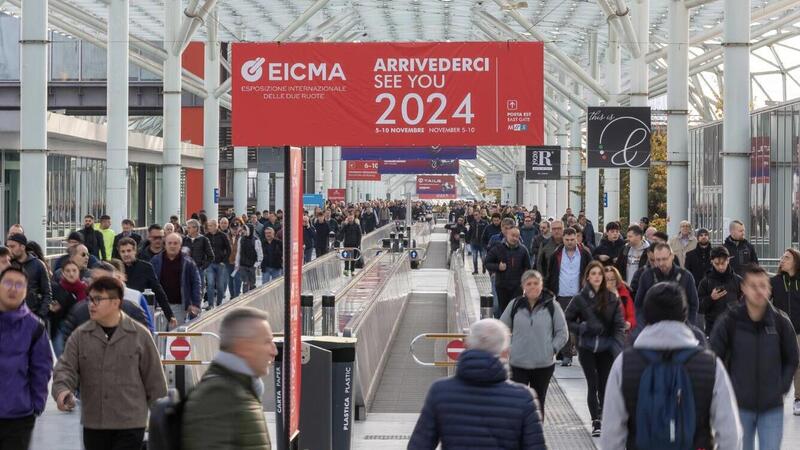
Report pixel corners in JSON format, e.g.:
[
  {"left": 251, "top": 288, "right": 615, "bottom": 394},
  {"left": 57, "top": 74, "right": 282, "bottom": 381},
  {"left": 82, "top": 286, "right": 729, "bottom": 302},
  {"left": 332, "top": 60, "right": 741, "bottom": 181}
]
[
  {"left": 771, "top": 247, "right": 800, "bottom": 416},
  {"left": 603, "top": 265, "right": 636, "bottom": 335},
  {"left": 564, "top": 260, "right": 626, "bottom": 437}
]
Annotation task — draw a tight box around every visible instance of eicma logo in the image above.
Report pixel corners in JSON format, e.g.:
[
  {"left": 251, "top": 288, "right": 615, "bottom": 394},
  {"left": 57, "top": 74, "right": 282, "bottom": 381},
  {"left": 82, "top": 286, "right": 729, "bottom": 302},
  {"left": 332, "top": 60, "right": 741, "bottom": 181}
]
[{"left": 241, "top": 57, "right": 265, "bottom": 82}]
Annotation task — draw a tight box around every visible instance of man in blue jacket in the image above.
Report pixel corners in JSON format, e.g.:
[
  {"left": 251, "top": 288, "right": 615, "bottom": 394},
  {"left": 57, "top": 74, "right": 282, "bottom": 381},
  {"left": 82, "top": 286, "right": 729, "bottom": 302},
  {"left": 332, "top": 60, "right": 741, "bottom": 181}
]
[
  {"left": 408, "top": 318, "right": 546, "bottom": 450},
  {"left": 0, "top": 267, "right": 53, "bottom": 448}
]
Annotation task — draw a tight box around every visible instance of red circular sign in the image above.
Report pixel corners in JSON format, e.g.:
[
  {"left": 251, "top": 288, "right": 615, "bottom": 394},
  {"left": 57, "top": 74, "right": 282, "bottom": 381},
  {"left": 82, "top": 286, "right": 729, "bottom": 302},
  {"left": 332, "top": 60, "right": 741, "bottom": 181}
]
[
  {"left": 170, "top": 337, "right": 191, "bottom": 361},
  {"left": 446, "top": 339, "right": 465, "bottom": 361}
]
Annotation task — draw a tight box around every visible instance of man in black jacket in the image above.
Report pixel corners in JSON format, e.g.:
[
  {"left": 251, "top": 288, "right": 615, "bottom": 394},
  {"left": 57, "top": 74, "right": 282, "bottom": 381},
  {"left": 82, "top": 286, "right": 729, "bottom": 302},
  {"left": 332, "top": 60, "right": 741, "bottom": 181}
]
[
  {"left": 77, "top": 214, "right": 106, "bottom": 260},
  {"left": 338, "top": 213, "right": 362, "bottom": 276},
  {"left": 592, "top": 221, "right": 625, "bottom": 266},
  {"left": 480, "top": 214, "right": 503, "bottom": 250},
  {"left": 360, "top": 207, "right": 378, "bottom": 234},
  {"left": 710, "top": 265, "right": 798, "bottom": 450},
  {"left": 261, "top": 227, "right": 283, "bottom": 284},
  {"left": 697, "top": 246, "right": 742, "bottom": 335},
  {"left": 112, "top": 219, "right": 142, "bottom": 259},
  {"left": 138, "top": 224, "right": 165, "bottom": 262},
  {"left": 313, "top": 212, "right": 331, "bottom": 258},
  {"left": 204, "top": 219, "right": 231, "bottom": 308},
  {"left": 302, "top": 215, "right": 316, "bottom": 263},
  {"left": 444, "top": 216, "right": 468, "bottom": 255},
  {"left": 466, "top": 210, "right": 488, "bottom": 274},
  {"left": 182, "top": 219, "right": 214, "bottom": 273},
  {"left": 724, "top": 220, "right": 758, "bottom": 275},
  {"left": 117, "top": 237, "right": 176, "bottom": 329},
  {"left": 685, "top": 228, "right": 712, "bottom": 288},
  {"left": 614, "top": 225, "right": 649, "bottom": 285},
  {"left": 484, "top": 228, "right": 531, "bottom": 314},
  {"left": 6, "top": 233, "right": 51, "bottom": 319}
]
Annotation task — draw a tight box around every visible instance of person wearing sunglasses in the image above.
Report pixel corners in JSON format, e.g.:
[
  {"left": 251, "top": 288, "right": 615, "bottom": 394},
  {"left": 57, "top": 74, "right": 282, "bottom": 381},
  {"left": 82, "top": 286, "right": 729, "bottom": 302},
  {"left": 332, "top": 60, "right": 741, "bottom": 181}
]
[
  {"left": 52, "top": 244, "right": 92, "bottom": 284},
  {"left": 138, "top": 224, "right": 165, "bottom": 263},
  {"left": 52, "top": 275, "right": 167, "bottom": 450},
  {"left": 0, "top": 267, "right": 53, "bottom": 449}
]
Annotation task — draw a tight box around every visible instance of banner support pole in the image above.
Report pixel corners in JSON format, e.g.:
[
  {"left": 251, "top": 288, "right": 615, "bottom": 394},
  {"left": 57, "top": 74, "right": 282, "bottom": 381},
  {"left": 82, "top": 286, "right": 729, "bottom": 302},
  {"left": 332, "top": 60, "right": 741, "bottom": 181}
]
[{"left": 282, "top": 145, "right": 301, "bottom": 450}]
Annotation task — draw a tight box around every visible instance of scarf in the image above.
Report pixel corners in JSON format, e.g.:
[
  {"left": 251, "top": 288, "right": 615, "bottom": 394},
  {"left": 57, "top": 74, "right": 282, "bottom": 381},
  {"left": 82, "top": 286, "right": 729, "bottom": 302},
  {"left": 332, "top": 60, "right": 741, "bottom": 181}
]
[
  {"left": 213, "top": 351, "right": 265, "bottom": 398},
  {"left": 60, "top": 277, "right": 88, "bottom": 302}
]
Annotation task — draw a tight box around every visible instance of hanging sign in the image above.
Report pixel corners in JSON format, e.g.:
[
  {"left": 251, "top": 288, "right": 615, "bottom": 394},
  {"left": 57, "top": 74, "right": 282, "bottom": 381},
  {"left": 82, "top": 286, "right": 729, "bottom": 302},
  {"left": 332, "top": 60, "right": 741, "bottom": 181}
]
[
  {"left": 525, "top": 146, "right": 561, "bottom": 180},
  {"left": 232, "top": 42, "right": 544, "bottom": 146},
  {"left": 341, "top": 146, "right": 477, "bottom": 160},
  {"left": 417, "top": 175, "right": 457, "bottom": 199},
  {"left": 379, "top": 160, "right": 459, "bottom": 174},
  {"left": 346, "top": 161, "right": 381, "bottom": 181},
  {"left": 587, "top": 107, "right": 651, "bottom": 168},
  {"left": 327, "top": 188, "right": 346, "bottom": 203}
]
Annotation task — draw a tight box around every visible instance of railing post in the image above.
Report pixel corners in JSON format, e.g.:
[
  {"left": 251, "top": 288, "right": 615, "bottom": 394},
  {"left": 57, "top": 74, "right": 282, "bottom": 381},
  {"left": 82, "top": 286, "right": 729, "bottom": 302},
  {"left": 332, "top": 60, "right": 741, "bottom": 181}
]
[
  {"left": 301, "top": 294, "right": 315, "bottom": 336},
  {"left": 321, "top": 294, "right": 337, "bottom": 336},
  {"left": 480, "top": 295, "right": 494, "bottom": 320}
]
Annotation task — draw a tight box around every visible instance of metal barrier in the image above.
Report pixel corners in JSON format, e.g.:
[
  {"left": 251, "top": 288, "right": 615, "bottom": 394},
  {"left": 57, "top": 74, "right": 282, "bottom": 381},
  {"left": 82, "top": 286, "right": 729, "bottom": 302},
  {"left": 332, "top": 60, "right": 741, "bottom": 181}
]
[
  {"left": 155, "top": 330, "right": 220, "bottom": 397},
  {"left": 409, "top": 333, "right": 467, "bottom": 368},
  {"left": 447, "top": 247, "right": 481, "bottom": 336},
  {"left": 44, "top": 226, "right": 149, "bottom": 258}
]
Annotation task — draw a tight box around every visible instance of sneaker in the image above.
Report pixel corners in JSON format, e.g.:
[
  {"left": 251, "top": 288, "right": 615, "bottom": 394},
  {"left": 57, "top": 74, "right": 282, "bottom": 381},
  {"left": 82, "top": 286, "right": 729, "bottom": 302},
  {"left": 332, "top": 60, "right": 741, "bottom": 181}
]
[
  {"left": 343, "top": 270, "right": 350, "bottom": 277},
  {"left": 591, "top": 420, "right": 601, "bottom": 437},
  {"left": 561, "top": 356, "right": 573, "bottom": 367},
  {"left": 794, "top": 399, "right": 800, "bottom": 416},
  {"left": 472, "top": 270, "right": 478, "bottom": 275}
]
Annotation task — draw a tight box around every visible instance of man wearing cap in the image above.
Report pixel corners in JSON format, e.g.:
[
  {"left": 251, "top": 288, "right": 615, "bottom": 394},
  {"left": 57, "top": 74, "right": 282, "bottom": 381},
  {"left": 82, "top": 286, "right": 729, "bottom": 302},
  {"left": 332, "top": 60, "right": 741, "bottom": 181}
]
[
  {"left": 638, "top": 216, "right": 650, "bottom": 231},
  {"left": 669, "top": 220, "right": 698, "bottom": 268},
  {"left": 685, "top": 229, "right": 713, "bottom": 289},
  {"left": 6, "top": 234, "right": 52, "bottom": 319}
]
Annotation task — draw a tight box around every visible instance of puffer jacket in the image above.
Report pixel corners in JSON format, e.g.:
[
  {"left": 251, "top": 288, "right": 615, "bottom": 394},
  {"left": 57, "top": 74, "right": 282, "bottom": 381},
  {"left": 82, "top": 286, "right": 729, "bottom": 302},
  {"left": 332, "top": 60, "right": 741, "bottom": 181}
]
[
  {"left": 18, "top": 253, "right": 52, "bottom": 319},
  {"left": 710, "top": 303, "right": 799, "bottom": 412},
  {"left": 182, "top": 234, "right": 214, "bottom": 271},
  {"left": 484, "top": 241, "right": 531, "bottom": 290},
  {"left": 698, "top": 266, "right": 743, "bottom": 334},
  {"left": 771, "top": 272, "right": 800, "bottom": 333},
  {"left": 182, "top": 361, "right": 271, "bottom": 450},
  {"left": 723, "top": 235, "right": 759, "bottom": 275},
  {"left": 592, "top": 237, "right": 626, "bottom": 266},
  {"left": 564, "top": 285, "right": 626, "bottom": 355},
  {"left": 407, "top": 349, "right": 545, "bottom": 450}
]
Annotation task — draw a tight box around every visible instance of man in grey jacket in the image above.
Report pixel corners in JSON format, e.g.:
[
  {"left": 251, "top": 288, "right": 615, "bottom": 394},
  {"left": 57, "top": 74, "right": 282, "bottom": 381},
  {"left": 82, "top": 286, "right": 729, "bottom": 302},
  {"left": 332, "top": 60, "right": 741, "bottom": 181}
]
[{"left": 600, "top": 282, "right": 742, "bottom": 450}]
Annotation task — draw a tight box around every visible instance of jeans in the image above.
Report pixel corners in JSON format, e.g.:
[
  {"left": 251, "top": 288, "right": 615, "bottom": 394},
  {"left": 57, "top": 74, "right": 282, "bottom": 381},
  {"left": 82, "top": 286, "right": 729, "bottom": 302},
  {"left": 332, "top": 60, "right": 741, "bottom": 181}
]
[
  {"left": 304, "top": 248, "right": 314, "bottom": 263},
  {"left": 577, "top": 348, "right": 615, "bottom": 421},
  {"left": 262, "top": 267, "right": 283, "bottom": 284},
  {"left": 52, "top": 324, "right": 68, "bottom": 358},
  {"left": 0, "top": 415, "right": 34, "bottom": 450},
  {"left": 225, "top": 263, "right": 240, "bottom": 300},
  {"left": 739, "top": 407, "right": 783, "bottom": 450},
  {"left": 83, "top": 427, "right": 145, "bottom": 450},
  {"left": 239, "top": 266, "right": 257, "bottom": 293},
  {"left": 511, "top": 364, "right": 555, "bottom": 419},
  {"left": 470, "top": 244, "right": 486, "bottom": 272},
  {"left": 205, "top": 263, "right": 228, "bottom": 307}
]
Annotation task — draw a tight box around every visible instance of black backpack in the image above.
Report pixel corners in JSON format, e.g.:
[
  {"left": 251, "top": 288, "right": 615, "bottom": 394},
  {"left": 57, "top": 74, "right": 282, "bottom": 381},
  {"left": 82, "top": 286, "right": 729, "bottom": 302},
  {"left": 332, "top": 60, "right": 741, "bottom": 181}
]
[
  {"left": 509, "top": 294, "right": 556, "bottom": 336},
  {"left": 147, "top": 389, "right": 184, "bottom": 450}
]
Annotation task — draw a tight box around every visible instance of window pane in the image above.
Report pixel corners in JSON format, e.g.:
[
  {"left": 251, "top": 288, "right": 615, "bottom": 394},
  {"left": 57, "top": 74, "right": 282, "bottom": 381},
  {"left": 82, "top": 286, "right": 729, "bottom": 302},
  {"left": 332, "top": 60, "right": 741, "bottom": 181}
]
[
  {"left": 81, "top": 40, "right": 107, "bottom": 80},
  {"left": 0, "top": 13, "right": 20, "bottom": 80},
  {"left": 51, "top": 33, "right": 80, "bottom": 81}
]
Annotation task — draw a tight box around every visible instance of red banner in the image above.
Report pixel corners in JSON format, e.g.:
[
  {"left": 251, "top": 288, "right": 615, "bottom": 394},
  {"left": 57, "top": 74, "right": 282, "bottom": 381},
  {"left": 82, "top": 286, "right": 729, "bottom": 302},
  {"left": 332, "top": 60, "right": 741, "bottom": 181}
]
[
  {"left": 346, "top": 161, "right": 381, "bottom": 181},
  {"left": 232, "top": 42, "right": 544, "bottom": 146},
  {"left": 327, "top": 188, "right": 346, "bottom": 203},
  {"left": 287, "top": 147, "right": 303, "bottom": 439},
  {"left": 417, "top": 175, "right": 457, "bottom": 199}
]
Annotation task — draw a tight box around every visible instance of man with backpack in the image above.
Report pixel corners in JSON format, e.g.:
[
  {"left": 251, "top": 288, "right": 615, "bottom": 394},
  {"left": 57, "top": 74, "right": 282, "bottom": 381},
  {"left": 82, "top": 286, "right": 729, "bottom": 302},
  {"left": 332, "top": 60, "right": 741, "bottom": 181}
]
[
  {"left": 600, "top": 282, "right": 742, "bottom": 450},
  {"left": 710, "top": 265, "right": 798, "bottom": 450}
]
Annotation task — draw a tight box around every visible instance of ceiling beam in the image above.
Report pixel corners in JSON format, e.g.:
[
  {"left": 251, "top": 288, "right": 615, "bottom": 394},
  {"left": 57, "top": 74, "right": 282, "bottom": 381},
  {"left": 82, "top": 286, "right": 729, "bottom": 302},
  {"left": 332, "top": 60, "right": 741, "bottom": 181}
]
[{"left": 274, "top": 0, "right": 329, "bottom": 41}]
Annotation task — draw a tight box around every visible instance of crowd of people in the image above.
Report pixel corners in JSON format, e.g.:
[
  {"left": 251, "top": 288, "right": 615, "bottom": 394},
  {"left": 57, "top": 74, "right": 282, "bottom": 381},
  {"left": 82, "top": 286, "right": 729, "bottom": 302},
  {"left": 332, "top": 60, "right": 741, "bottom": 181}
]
[
  {"left": 0, "top": 199, "right": 416, "bottom": 450},
  {"left": 414, "top": 201, "right": 800, "bottom": 450}
]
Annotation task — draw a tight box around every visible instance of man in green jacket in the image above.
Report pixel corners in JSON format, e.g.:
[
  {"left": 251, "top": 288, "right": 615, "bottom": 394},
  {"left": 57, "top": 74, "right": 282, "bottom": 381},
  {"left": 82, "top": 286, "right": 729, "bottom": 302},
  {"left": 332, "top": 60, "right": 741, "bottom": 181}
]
[{"left": 182, "top": 307, "right": 277, "bottom": 450}]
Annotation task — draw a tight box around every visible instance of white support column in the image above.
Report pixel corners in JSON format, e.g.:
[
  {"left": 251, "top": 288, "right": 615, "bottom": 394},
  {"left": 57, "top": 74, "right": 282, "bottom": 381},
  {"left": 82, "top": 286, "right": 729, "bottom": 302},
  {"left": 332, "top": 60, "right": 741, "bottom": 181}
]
[
  {"left": 537, "top": 182, "right": 547, "bottom": 217},
  {"left": 257, "top": 172, "right": 270, "bottom": 212},
  {"left": 722, "top": 0, "right": 751, "bottom": 229},
  {"left": 106, "top": 0, "right": 129, "bottom": 224},
  {"left": 332, "top": 147, "right": 341, "bottom": 189},
  {"left": 666, "top": 0, "right": 690, "bottom": 236},
  {"left": 323, "top": 146, "right": 333, "bottom": 193},
  {"left": 546, "top": 127, "right": 558, "bottom": 218},
  {"left": 162, "top": 0, "right": 182, "bottom": 222},
  {"left": 314, "top": 147, "right": 324, "bottom": 194},
  {"left": 556, "top": 123, "right": 569, "bottom": 217},
  {"left": 604, "top": 23, "right": 621, "bottom": 224},
  {"left": 629, "top": 0, "right": 650, "bottom": 222},
  {"left": 586, "top": 30, "right": 601, "bottom": 228},
  {"left": 203, "top": 8, "right": 220, "bottom": 217},
  {"left": 20, "top": 0, "right": 48, "bottom": 243},
  {"left": 569, "top": 83, "right": 583, "bottom": 212},
  {"left": 233, "top": 146, "right": 248, "bottom": 215},
  {"left": 275, "top": 173, "right": 285, "bottom": 211}
]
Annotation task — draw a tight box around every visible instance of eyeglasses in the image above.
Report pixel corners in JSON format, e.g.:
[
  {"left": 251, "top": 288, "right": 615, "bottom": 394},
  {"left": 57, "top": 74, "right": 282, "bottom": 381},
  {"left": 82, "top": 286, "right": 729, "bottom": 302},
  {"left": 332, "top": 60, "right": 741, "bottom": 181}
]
[
  {"left": 88, "top": 295, "right": 116, "bottom": 305},
  {"left": 150, "top": 236, "right": 163, "bottom": 240},
  {"left": 1, "top": 280, "right": 25, "bottom": 291}
]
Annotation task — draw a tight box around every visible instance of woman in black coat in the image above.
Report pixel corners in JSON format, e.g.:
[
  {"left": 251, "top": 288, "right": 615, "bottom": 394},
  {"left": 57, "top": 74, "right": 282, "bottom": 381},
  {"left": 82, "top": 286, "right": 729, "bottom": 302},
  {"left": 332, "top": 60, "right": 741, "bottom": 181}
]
[
  {"left": 564, "top": 260, "right": 626, "bottom": 437},
  {"left": 771, "top": 247, "right": 800, "bottom": 412},
  {"left": 698, "top": 246, "right": 742, "bottom": 335}
]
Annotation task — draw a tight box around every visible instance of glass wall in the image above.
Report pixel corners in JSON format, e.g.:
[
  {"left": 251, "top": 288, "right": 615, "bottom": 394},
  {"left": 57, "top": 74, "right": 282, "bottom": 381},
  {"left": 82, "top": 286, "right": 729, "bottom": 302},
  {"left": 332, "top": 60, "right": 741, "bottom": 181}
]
[{"left": 689, "top": 99, "right": 800, "bottom": 262}]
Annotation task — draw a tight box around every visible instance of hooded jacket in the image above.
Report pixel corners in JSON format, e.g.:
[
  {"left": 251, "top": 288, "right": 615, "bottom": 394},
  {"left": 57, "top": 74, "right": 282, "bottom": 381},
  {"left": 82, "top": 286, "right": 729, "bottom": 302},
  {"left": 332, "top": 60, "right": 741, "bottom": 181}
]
[
  {"left": 600, "top": 321, "right": 742, "bottom": 450},
  {"left": 564, "top": 285, "right": 626, "bottom": 354},
  {"left": 771, "top": 272, "right": 800, "bottom": 333},
  {"left": 484, "top": 241, "right": 532, "bottom": 290},
  {"left": 710, "top": 302, "right": 798, "bottom": 412},
  {"left": 723, "top": 235, "right": 759, "bottom": 275},
  {"left": 634, "top": 265, "right": 699, "bottom": 330},
  {"left": 698, "top": 265, "right": 743, "bottom": 334},
  {"left": 407, "top": 349, "right": 545, "bottom": 450},
  {"left": 17, "top": 252, "right": 52, "bottom": 319},
  {"left": 685, "top": 244, "right": 713, "bottom": 288},
  {"left": 0, "top": 303, "right": 53, "bottom": 419},
  {"left": 592, "top": 237, "right": 626, "bottom": 266},
  {"left": 500, "top": 290, "right": 569, "bottom": 370}
]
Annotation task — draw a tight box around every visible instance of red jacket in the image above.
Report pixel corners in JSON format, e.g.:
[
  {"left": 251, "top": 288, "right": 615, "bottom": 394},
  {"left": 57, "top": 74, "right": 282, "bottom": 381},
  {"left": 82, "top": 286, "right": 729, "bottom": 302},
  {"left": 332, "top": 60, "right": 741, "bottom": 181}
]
[{"left": 617, "top": 283, "right": 636, "bottom": 331}]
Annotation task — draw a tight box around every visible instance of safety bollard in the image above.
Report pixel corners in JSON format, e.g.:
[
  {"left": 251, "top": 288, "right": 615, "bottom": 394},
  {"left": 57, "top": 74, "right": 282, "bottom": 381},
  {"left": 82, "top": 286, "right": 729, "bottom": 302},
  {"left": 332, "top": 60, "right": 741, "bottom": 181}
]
[
  {"left": 480, "top": 295, "right": 494, "bottom": 320},
  {"left": 302, "top": 294, "right": 315, "bottom": 336},
  {"left": 321, "top": 294, "right": 337, "bottom": 336}
]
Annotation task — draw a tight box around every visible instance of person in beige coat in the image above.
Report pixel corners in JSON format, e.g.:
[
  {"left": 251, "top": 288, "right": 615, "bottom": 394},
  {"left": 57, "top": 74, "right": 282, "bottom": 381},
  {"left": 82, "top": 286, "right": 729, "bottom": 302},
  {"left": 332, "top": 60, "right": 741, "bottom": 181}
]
[
  {"left": 668, "top": 220, "right": 698, "bottom": 267},
  {"left": 52, "top": 276, "right": 167, "bottom": 450}
]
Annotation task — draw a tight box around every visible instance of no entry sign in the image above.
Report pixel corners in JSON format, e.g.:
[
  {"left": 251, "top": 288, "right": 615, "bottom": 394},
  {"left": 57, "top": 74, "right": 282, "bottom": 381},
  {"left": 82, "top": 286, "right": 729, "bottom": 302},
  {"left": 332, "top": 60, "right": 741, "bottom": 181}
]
[
  {"left": 446, "top": 339, "right": 465, "bottom": 361},
  {"left": 231, "top": 42, "right": 544, "bottom": 146},
  {"left": 169, "top": 337, "right": 191, "bottom": 361}
]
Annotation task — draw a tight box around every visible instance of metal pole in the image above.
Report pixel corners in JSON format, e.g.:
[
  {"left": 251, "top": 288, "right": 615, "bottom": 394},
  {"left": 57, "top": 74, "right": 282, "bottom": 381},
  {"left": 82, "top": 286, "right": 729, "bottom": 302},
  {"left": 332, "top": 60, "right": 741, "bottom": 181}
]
[
  {"left": 585, "top": 30, "right": 601, "bottom": 228},
  {"left": 323, "top": 146, "right": 333, "bottom": 193},
  {"left": 666, "top": 0, "right": 689, "bottom": 236},
  {"left": 628, "top": 0, "right": 650, "bottom": 223},
  {"left": 274, "top": 0, "right": 330, "bottom": 41},
  {"left": 106, "top": 0, "right": 129, "bottom": 225},
  {"left": 275, "top": 173, "right": 285, "bottom": 211},
  {"left": 233, "top": 146, "right": 248, "bottom": 214},
  {"left": 20, "top": 0, "right": 48, "bottom": 245},
  {"left": 537, "top": 182, "right": 547, "bottom": 218},
  {"left": 314, "top": 147, "right": 324, "bottom": 194},
  {"left": 163, "top": 0, "right": 182, "bottom": 222},
  {"left": 556, "top": 122, "right": 569, "bottom": 217},
  {"left": 331, "top": 147, "right": 341, "bottom": 189},
  {"left": 545, "top": 126, "right": 557, "bottom": 218},
  {"left": 203, "top": 8, "right": 220, "bottom": 217},
  {"left": 569, "top": 82, "right": 583, "bottom": 212},
  {"left": 722, "top": 0, "right": 751, "bottom": 230},
  {"left": 604, "top": 22, "right": 621, "bottom": 224}
]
